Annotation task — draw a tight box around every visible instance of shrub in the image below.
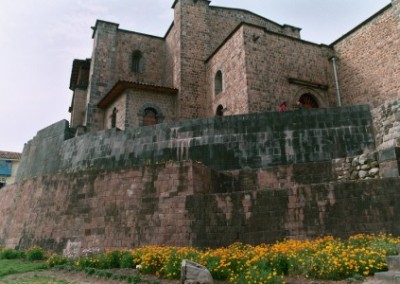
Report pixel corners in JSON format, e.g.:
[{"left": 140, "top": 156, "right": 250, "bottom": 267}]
[
  {"left": 98, "top": 250, "right": 122, "bottom": 269},
  {"left": 0, "top": 248, "right": 24, "bottom": 259},
  {"left": 75, "top": 256, "right": 99, "bottom": 269},
  {"left": 47, "top": 254, "right": 68, "bottom": 267},
  {"left": 84, "top": 267, "right": 96, "bottom": 275},
  {"left": 120, "top": 251, "right": 134, "bottom": 268},
  {"left": 25, "top": 246, "right": 46, "bottom": 261}
]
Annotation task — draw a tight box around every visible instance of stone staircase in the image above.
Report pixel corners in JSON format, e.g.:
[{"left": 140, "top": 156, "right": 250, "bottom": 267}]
[{"left": 373, "top": 252, "right": 400, "bottom": 283}]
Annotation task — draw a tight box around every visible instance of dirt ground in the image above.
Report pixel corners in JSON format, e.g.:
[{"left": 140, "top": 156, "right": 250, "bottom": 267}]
[{"left": 0, "top": 270, "right": 384, "bottom": 284}]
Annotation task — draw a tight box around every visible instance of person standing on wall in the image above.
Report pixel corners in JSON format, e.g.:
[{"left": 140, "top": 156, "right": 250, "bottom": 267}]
[{"left": 278, "top": 101, "right": 288, "bottom": 112}]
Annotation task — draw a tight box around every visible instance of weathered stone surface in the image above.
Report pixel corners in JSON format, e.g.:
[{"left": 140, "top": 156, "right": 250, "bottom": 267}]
[
  {"left": 361, "top": 165, "right": 371, "bottom": 170},
  {"left": 1, "top": 161, "right": 400, "bottom": 251},
  {"left": 16, "top": 105, "right": 375, "bottom": 181},
  {"left": 369, "top": 168, "right": 380, "bottom": 176},
  {"left": 181, "top": 260, "right": 213, "bottom": 284},
  {"left": 63, "top": 240, "right": 82, "bottom": 259}
]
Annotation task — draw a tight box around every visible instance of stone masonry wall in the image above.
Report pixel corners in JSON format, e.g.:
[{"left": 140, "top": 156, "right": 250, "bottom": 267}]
[
  {"left": 333, "top": 4, "right": 400, "bottom": 108},
  {"left": 127, "top": 89, "right": 177, "bottom": 128},
  {"left": 243, "top": 24, "right": 336, "bottom": 112},
  {"left": 115, "top": 31, "right": 167, "bottom": 87},
  {"left": 176, "top": 0, "right": 209, "bottom": 119},
  {"left": 0, "top": 162, "right": 204, "bottom": 250},
  {"left": 70, "top": 88, "right": 87, "bottom": 129},
  {"left": 87, "top": 21, "right": 170, "bottom": 132},
  {"left": 206, "top": 5, "right": 300, "bottom": 58},
  {"left": 103, "top": 93, "right": 127, "bottom": 130},
  {"left": 372, "top": 99, "right": 400, "bottom": 150},
  {"left": 16, "top": 106, "right": 374, "bottom": 181},
  {"left": 86, "top": 21, "right": 119, "bottom": 131},
  {"left": 332, "top": 152, "right": 379, "bottom": 181},
  {"left": 16, "top": 120, "right": 71, "bottom": 181},
  {"left": 206, "top": 26, "right": 249, "bottom": 116},
  {"left": 1, "top": 161, "right": 400, "bottom": 251}
]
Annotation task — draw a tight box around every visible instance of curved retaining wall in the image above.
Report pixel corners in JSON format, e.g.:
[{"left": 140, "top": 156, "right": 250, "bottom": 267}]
[{"left": 16, "top": 105, "right": 374, "bottom": 181}]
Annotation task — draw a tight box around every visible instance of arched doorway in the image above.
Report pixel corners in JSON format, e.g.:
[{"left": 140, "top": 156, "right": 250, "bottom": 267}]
[
  {"left": 299, "top": 93, "right": 319, "bottom": 109},
  {"left": 215, "top": 104, "right": 226, "bottom": 116}
]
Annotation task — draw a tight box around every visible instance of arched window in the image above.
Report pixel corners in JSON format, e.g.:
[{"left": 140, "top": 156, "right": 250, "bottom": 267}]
[
  {"left": 132, "top": 50, "right": 142, "bottom": 73},
  {"left": 216, "top": 104, "right": 225, "bottom": 116},
  {"left": 143, "top": 107, "right": 158, "bottom": 126},
  {"left": 299, "top": 93, "right": 319, "bottom": 109},
  {"left": 214, "top": 70, "right": 223, "bottom": 94},
  {"left": 111, "top": 108, "right": 118, "bottom": 128}
]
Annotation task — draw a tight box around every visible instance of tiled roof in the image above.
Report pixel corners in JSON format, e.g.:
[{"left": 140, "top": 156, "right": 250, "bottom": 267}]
[
  {"left": 0, "top": 151, "right": 22, "bottom": 160},
  {"left": 97, "top": 80, "right": 178, "bottom": 109}
]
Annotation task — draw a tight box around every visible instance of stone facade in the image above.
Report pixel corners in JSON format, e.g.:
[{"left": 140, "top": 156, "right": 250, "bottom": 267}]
[
  {"left": 68, "top": 0, "right": 400, "bottom": 147},
  {"left": 68, "top": 0, "right": 344, "bottom": 133},
  {"left": 333, "top": 5, "right": 400, "bottom": 109}
]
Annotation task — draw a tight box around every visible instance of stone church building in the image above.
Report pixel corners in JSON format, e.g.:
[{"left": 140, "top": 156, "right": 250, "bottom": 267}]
[
  {"left": 2, "top": 0, "right": 400, "bottom": 251},
  {"left": 69, "top": 0, "right": 399, "bottom": 140}
]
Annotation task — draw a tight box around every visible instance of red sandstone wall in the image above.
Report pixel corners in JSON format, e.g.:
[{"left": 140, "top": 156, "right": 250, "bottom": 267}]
[
  {"left": 333, "top": 5, "right": 400, "bottom": 108},
  {"left": 2, "top": 160, "right": 400, "bottom": 251},
  {"left": 0, "top": 162, "right": 205, "bottom": 250}
]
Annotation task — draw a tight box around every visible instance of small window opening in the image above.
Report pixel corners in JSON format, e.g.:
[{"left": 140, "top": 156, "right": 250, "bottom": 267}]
[
  {"left": 143, "top": 108, "right": 158, "bottom": 126},
  {"left": 215, "top": 70, "right": 223, "bottom": 94},
  {"left": 111, "top": 108, "right": 118, "bottom": 128},
  {"left": 132, "top": 50, "right": 142, "bottom": 73}
]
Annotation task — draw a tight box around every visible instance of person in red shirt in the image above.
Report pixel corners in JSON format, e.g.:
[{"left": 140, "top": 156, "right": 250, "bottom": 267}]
[{"left": 278, "top": 101, "right": 288, "bottom": 112}]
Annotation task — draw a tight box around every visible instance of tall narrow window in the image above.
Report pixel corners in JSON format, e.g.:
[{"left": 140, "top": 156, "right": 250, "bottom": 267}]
[
  {"left": 111, "top": 108, "right": 118, "bottom": 128},
  {"left": 132, "top": 50, "right": 142, "bottom": 73},
  {"left": 143, "top": 108, "right": 158, "bottom": 126},
  {"left": 215, "top": 70, "right": 223, "bottom": 94}
]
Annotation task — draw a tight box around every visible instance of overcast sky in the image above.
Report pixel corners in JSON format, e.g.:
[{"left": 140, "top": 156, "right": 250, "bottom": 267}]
[{"left": 0, "top": 0, "right": 391, "bottom": 153}]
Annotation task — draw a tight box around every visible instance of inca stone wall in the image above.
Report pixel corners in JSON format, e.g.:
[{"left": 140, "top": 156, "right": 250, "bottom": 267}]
[
  {"left": 15, "top": 120, "right": 71, "bottom": 181},
  {"left": 15, "top": 105, "right": 374, "bottom": 181},
  {"left": 1, "top": 161, "right": 400, "bottom": 251}
]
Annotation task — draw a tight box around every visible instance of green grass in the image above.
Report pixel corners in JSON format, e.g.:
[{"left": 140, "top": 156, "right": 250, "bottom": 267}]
[{"left": 0, "top": 259, "right": 47, "bottom": 278}]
